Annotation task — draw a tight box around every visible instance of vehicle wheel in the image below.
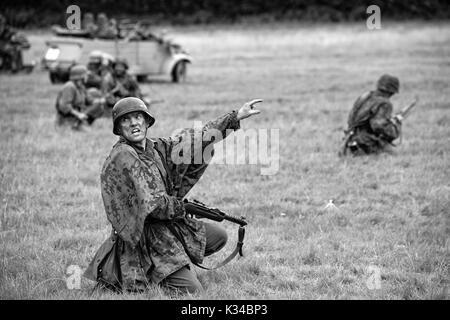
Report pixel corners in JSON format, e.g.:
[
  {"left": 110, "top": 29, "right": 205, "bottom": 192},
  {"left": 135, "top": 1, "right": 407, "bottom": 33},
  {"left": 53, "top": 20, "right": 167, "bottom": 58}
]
[
  {"left": 49, "top": 72, "right": 59, "bottom": 84},
  {"left": 136, "top": 75, "right": 147, "bottom": 83},
  {"left": 171, "top": 61, "right": 187, "bottom": 83},
  {"left": 23, "top": 65, "right": 34, "bottom": 74}
]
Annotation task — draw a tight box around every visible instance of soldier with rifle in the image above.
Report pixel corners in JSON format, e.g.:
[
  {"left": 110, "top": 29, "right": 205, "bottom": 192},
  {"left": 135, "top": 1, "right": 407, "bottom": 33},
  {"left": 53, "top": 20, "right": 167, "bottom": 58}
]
[
  {"left": 102, "top": 58, "right": 150, "bottom": 108},
  {"left": 84, "top": 96, "right": 262, "bottom": 294},
  {"left": 339, "top": 74, "right": 418, "bottom": 156}
]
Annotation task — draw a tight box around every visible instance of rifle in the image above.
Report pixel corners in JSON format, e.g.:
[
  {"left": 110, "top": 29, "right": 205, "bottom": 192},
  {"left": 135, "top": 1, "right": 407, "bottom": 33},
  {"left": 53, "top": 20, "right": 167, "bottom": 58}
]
[
  {"left": 389, "top": 96, "right": 419, "bottom": 146},
  {"left": 174, "top": 198, "right": 247, "bottom": 270},
  {"left": 183, "top": 198, "right": 247, "bottom": 227},
  {"left": 394, "top": 96, "right": 419, "bottom": 122},
  {"left": 109, "top": 82, "right": 126, "bottom": 96}
]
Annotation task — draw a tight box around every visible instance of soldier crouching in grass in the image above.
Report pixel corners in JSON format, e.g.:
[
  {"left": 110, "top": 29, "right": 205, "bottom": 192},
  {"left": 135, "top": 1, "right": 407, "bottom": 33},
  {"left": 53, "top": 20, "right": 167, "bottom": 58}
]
[
  {"left": 340, "top": 74, "right": 403, "bottom": 156},
  {"left": 55, "top": 65, "right": 105, "bottom": 131},
  {"left": 84, "top": 97, "right": 262, "bottom": 294}
]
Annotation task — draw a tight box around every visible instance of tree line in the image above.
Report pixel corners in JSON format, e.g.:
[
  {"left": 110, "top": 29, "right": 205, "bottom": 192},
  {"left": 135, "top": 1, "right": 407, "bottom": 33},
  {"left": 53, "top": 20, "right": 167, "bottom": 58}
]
[{"left": 1, "top": 0, "right": 449, "bottom": 28}]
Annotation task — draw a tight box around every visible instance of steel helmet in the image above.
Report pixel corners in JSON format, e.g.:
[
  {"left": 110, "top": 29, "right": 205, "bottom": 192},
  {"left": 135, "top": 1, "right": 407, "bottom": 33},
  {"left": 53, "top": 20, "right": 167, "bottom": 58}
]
[
  {"left": 377, "top": 74, "right": 400, "bottom": 94},
  {"left": 69, "top": 64, "right": 87, "bottom": 80},
  {"left": 101, "top": 52, "right": 115, "bottom": 66},
  {"left": 88, "top": 50, "right": 103, "bottom": 64},
  {"left": 113, "top": 57, "right": 129, "bottom": 70},
  {"left": 112, "top": 97, "right": 155, "bottom": 135}
]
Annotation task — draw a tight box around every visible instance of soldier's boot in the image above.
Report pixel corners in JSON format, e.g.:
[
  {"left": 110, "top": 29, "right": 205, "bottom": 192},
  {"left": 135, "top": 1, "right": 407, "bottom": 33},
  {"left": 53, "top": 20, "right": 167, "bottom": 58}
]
[{"left": 10, "top": 54, "right": 19, "bottom": 73}]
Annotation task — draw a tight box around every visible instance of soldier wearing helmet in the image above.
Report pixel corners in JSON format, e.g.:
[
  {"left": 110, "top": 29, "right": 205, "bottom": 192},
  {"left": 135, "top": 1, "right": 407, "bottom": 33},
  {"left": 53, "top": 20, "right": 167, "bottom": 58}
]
[
  {"left": 84, "top": 97, "right": 263, "bottom": 294},
  {"left": 340, "top": 74, "right": 402, "bottom": 156},
  {"left": 85, "top": 50, "right": 110, "bottom": 89},
  {"left": 102, "top": 57, "right": 147, "bottom": 108},
  {"left": 55, "top": 64, "right": 105, "bottom": 130}
]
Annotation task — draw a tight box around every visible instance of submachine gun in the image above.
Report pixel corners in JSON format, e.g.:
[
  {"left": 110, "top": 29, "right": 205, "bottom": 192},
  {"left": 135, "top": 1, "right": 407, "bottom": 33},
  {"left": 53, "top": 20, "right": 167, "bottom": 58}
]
[{"left": 178, "top": 199, "right": 247, "bottom": 270}]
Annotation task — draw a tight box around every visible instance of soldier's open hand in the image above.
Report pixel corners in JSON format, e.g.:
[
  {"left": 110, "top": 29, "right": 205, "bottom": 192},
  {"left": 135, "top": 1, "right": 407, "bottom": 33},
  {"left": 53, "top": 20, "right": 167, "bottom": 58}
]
[{"left": 237, "top": 99, "right": 262, "bottom": 121}]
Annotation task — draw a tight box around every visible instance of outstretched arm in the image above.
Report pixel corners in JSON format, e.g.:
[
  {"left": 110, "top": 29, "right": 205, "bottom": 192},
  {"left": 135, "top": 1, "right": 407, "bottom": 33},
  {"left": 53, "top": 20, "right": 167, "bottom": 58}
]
[
  {"left": 170, "top": 98, "right": 262, "bottom": 160},
  {"left": 157, "top": 99, "right": 263, "bottom": 197}
]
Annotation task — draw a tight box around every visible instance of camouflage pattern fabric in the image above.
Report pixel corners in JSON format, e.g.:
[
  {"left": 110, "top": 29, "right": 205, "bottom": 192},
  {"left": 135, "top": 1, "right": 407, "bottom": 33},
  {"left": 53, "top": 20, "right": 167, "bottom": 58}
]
[
  {"left": 84, "top": 111, "right": 241, "bottom": 291},
  {"left": 343, "top": 90, "right": 401, "bottom": 155}
]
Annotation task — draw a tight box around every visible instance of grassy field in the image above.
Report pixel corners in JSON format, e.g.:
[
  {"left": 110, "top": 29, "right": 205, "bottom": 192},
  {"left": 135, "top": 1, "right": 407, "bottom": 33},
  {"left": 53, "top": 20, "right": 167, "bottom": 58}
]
[{"left": 0, "top": 21, "right": 449, "bottom": 300}]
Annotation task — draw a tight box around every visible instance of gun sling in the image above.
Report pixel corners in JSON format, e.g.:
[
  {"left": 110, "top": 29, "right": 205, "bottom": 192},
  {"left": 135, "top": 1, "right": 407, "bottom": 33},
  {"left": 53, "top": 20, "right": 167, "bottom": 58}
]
[{"left": 167, "top": 221, "right": 245, "bottom": 270}]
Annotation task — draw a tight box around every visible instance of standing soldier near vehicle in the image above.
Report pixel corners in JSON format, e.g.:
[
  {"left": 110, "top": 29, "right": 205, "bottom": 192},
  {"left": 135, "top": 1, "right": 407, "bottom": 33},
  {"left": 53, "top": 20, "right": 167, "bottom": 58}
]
[
  {"left": 55, "top": 64, "right": 105, "bottom": 130},
  {"left": 0, "top": 14, "right": 27, "bottom": 73},
  {"left": 339, "top": 74, "right": 404, "bottom": 156},
  {"left": 102, "top": 58, "right": 149, "bottom": 108}
]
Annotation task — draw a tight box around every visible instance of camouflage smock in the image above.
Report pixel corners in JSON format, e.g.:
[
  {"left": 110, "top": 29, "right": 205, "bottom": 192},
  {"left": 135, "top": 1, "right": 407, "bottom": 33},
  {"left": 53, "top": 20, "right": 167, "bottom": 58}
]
[
  {"left": 344, "top": 90, "right": 401, "bottom": 154},
  {"left": 84, "top": 110, "right": 241, "bottom": 291}
]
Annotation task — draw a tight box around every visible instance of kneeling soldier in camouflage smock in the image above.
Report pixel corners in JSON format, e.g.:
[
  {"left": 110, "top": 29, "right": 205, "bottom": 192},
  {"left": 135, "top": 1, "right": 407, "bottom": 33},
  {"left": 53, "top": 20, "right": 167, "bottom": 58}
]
[
  {"left": 340, "top": 74, "right": 402, "bottom": 156},
  {"left": 55, "top": 65, "right": 105, "bottom": 130},
  {"left": 84, "top": 97, "right": 262, "bottom": 294}
]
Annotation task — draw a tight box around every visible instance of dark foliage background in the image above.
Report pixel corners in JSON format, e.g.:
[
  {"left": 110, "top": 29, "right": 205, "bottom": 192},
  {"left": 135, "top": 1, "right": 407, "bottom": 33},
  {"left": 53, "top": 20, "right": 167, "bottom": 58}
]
[{"left": 1, "top": 0, "right": 450, "bottom": 27}]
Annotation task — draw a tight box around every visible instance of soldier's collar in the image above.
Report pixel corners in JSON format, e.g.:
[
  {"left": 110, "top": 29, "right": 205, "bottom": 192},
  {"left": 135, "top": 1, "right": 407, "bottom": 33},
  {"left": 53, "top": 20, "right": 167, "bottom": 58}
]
[
  {"left": 374, "top": 89, "right": 392, "bottom": 98},
  {"left": 118, "top": 137, "right": 156, "bottom": 153}
]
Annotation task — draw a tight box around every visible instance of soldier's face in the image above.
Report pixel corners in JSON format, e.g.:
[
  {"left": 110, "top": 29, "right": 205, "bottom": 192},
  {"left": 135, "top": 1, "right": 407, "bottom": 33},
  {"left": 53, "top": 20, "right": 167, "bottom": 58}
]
[
  {"left": 88, "top": 62, "right": 100, "bottom": 71},
  {"left": 118, "top": 111, "right": 148, "bottom": 145},
  {"left": 74, "top": 78, "right": 86, "bottom": 87},
  {"left": 114, "top": 64, "right": 126, "bottom": 75}
]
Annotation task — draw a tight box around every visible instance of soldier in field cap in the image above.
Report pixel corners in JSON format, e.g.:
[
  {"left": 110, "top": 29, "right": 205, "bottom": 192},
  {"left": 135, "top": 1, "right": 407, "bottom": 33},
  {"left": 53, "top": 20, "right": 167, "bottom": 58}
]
[
  {"left": 84, "top": 96, "right": 263, "bottom": 294},
  {"left": 339, "top": 74, "right": 403, "bottom": 156}
]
